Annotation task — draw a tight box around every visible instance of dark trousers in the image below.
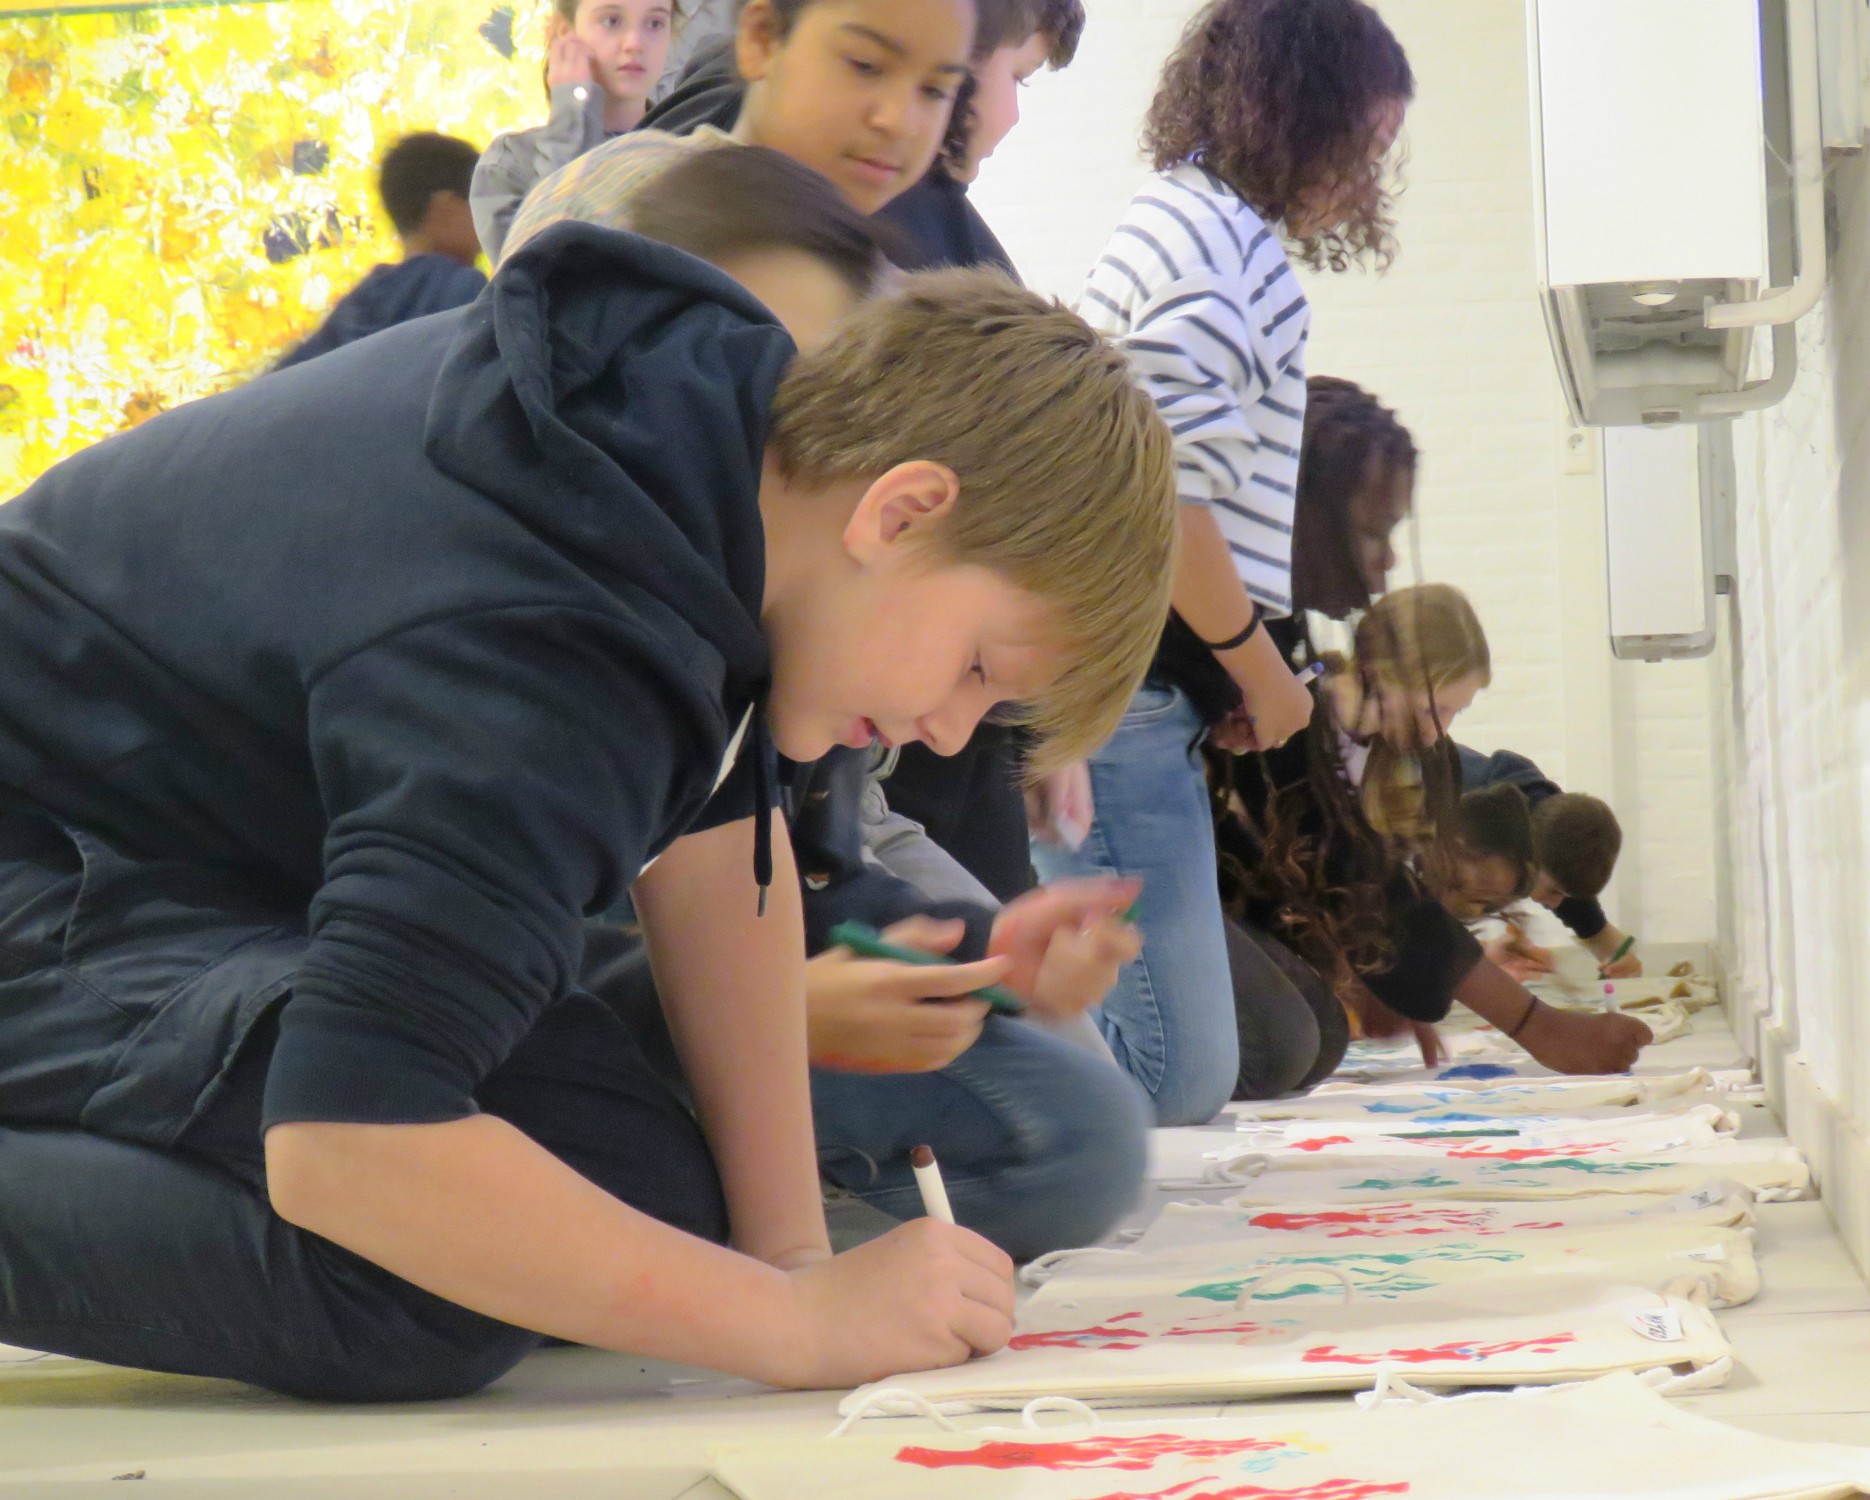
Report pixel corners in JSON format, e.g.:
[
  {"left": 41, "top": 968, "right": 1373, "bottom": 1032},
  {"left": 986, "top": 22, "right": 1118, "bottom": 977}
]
[
  {"left": 1226, "top": 917, "right": 1350, "bottom": 1099},
  {"left": 883, "top": 725, "right": 1034, "bottom": 904},
  {"left": 0, "top": 809, "right": 725, "bottom": 1402}
]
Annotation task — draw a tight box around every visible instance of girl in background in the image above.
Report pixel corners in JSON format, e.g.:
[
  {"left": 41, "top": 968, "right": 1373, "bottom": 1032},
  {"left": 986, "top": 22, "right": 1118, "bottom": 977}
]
[
  {"left": 472, "top": 0, "right": 680, "bottom": 259},
  {"left": 497, "top": 0, "right": 979, "bottom": 262},
  {"left": 1223, "top": 374, "right": 1418, "bottom": 1098},
  {"left": 1039, "top": 0, "right": 1416, "bottom": 1124},
  {"left": 1278, "top": 375, "right": 1418, "bottom": 651}
]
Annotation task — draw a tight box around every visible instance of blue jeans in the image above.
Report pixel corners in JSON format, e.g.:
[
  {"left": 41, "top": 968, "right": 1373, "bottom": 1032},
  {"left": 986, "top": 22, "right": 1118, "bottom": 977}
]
[
  {"left": 811, "top": 1013, "right": 1151, "bottom": 1261},
  {"left": 1033, "top": 682, "right": 1239, "bottom": 1125},
  {"left": 586, "top": 931, "right": 1151, "bottom": 1262}
]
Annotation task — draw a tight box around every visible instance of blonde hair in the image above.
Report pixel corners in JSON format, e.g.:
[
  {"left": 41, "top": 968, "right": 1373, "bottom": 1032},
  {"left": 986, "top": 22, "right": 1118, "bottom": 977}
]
[
  {"left": 1343, "top": 583, "right": 1490, "bottom": 839},
  {"left": 767, "top": 269, "right": 1178, "bottom": 772},
  {"left": 1351, "top": 583, "right": 1490, "bottom": 690}
]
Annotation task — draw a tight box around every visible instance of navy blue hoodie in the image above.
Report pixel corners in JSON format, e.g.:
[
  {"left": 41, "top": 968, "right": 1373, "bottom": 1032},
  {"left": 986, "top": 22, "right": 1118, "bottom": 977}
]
[
  {"left": 274, "top": 254, "right": 489, "bottom": 372},
  {"left": 0, "top": 223, "right": 791, "bottom": 1129}
]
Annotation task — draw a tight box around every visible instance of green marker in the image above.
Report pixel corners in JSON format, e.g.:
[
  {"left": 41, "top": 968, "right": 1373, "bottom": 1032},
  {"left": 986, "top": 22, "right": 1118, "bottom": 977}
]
[
  {"left": 1121, "top": 897, "right": 1143, "bottom": 924},
  {"left": 826, "top": 921, "right": 1026, "bottom": 1016},
  {"left": 1385, "top": 1127, "right": 1523, "bottom": 1140},
  {"left": 1598, "top": 933, "right": 1636, "bottom": 977}
]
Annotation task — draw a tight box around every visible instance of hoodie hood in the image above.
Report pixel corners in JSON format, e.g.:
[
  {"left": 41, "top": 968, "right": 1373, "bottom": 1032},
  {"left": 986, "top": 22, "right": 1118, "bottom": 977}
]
[
  {"left": 426, "top": 220, "right": 798, "bottom": 903},
  {"left": 641, "top": 34, "right": 743, "bottom": 136}
]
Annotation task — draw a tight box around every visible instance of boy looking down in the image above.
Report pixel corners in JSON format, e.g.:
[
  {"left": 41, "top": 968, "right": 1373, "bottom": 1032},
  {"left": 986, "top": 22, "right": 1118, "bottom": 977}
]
[{"left": 0, "top": 221, "right": 1174, "bottom": 1401}]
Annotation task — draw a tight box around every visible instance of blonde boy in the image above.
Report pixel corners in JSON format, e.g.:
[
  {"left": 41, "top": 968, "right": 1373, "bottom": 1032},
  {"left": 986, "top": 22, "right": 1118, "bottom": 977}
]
[{"left": 0, "top": 223, "right": 1171, "bottom": 1401}]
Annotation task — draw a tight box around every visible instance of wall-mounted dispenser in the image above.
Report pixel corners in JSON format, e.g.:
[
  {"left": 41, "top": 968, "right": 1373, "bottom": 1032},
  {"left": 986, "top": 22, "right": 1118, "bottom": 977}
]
[
  {"left": 1601, "top": 421, "right": 1737, "bottom": 661},
  {"left": 1526, "top": 0, "right": 1830, "bottom": 428}
]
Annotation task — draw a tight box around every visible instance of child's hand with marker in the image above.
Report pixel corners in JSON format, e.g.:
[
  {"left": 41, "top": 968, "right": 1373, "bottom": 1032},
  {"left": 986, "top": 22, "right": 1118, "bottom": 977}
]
[
  {"left": 987, "top": 877, "right": 1143, "bottom": 1021},
  {"left": 811, "top": 879, "right": 1143, "bottom": 1074},
  {"left": 808, "top": 916, "right": 1009, "bottom": 1073},
  {"left": 772, "top": 1209, "right": 1015, "bottom": 1388},
  {"left": 1483, "top": 920, "right": 1557, "bottom": 983}
]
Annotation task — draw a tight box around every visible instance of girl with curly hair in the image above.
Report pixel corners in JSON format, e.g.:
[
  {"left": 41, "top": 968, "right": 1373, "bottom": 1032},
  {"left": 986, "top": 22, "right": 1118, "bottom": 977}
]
[{"left": 1036, "top": 0, "right": 1415, "bottom": 1124}]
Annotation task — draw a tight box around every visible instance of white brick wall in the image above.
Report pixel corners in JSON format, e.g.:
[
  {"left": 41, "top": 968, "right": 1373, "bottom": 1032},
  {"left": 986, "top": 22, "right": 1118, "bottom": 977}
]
[
  {"left": 1715, "top": 143, "right": 1870, "bottom": 1120},
  {"left": 972, "top": 0, "right": 1718, "bottom": 943}
]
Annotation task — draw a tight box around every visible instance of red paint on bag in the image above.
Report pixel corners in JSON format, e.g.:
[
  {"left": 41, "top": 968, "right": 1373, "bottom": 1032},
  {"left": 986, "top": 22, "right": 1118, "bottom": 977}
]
[
  {"left": 1287, "top": 1136, "right": 1356, "bottom": 1152},
  {"left": 893, "top": 1442, "right": 1412, "bottom": 1500},
  {"left": 1009, "top": 1311, "right": 1147, "bottom": 1351},
  {"left": 1246, "top": 1209, "right": 1495, "bottom": 1239},
  {"left": 1078, "top": 1481, "right": 1411, "bottom": 1500},
  {"left": 1161, "top": 1319, "right": 1276, "bottom": 1339},
  {"left": 1445, "top": 1144, "right": 1615, "bottom": 1161},
  {"left": 1302, "top": 1334, "right": 1577, "bottom": 1365},
  {"left": 895, "top": 1433, "right": 1293, "bottom": 1471},
  {"left": 1007, "top": 1311, "right": 1275, "bottom": 1352}
]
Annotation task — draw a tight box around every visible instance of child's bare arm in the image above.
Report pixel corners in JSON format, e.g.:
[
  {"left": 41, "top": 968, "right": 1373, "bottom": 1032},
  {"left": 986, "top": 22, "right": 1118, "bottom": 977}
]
[
  {"left": 1584, "top": 923, "right": 1643, "bottom": 977},
  {"left": 633, "top": 816, "right": 829, "bottom": 1269},
  {"left": 267, "top": 1111, "right": 1013, "bottom": 1386},
  {"left": 1176, "top": 506, "right": 1312, "bottom": 750}
]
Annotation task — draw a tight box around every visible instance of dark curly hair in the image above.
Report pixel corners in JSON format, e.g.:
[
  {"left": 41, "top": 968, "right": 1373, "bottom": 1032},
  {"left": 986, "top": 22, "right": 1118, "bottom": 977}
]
[
  {"left": 1292, "top": 375, "right": 1417, "bottom": 620},
  {"left": 1143, "top": 0, "right": 1413, "bottom": 271}
]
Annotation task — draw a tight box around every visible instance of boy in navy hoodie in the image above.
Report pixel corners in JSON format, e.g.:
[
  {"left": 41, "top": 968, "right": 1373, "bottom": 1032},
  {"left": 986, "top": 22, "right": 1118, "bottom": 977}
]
[
  {"left": 275, "top": 132, "right": 488, "bottom": 371},
  {"left": 0, "top": 217, "right": 1174, "bottom": 1400}
]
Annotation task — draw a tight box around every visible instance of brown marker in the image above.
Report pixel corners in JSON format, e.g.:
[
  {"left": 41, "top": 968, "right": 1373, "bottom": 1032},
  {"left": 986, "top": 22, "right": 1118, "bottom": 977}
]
[{"left": 910, "top": 1144, "right": 955, "bottom": 1225}]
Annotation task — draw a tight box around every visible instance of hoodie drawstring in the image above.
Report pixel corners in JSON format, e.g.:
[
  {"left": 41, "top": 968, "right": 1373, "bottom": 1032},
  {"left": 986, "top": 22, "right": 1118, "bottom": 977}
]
[{"left": 752, "top": 687, "right": 774, "bottom": 916}]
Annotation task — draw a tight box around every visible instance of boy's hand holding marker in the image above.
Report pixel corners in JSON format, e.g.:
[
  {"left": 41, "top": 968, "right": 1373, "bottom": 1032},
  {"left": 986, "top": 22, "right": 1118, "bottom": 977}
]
[
  {"left": 812, "top": 880, "right": 1144, "bottom": 1075},
  {"left": 770, "top": 1149, "right": 1010, "bottom": 1391},
  {"left": 1597, "top": 932, "right": 1641, "bottom": 979},
  {"left": 772, "top": 1202, "right": 1014, "bottom": 1387},
  {"left": 810, "top": 917, "right": 1007, "bottom": 1074}
]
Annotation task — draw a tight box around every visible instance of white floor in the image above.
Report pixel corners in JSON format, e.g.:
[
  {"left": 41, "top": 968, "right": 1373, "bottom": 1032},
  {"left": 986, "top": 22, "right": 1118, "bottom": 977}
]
[{"left": 1, "top": 1006, "right": 1863, "bottom": 1497}]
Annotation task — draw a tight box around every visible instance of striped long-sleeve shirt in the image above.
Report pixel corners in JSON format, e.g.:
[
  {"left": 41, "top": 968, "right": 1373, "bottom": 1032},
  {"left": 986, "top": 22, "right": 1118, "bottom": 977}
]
[{"left": 1078, "top": 164, "right": 1310, "bottom": 615}]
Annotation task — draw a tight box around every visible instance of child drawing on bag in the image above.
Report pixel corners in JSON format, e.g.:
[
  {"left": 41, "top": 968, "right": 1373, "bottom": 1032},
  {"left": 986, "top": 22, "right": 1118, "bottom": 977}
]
[{"left": 1212, "top": 585, "right": 1654, "bottom": 1077}]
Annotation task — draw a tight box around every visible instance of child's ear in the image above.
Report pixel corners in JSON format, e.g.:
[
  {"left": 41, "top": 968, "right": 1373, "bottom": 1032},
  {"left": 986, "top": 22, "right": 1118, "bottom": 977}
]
[
  {"left": 843, "top": 461, "right": 961, "bottom": 562},
  {"left": 736, "top": 0, "right": 784, "bottom": 82}
]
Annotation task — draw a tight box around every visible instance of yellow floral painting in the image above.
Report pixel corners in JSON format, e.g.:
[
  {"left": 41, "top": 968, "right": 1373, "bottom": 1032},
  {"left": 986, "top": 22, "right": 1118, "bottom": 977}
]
[{"left": 0, "top": 0, "right": 551, "bottom": 495}]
